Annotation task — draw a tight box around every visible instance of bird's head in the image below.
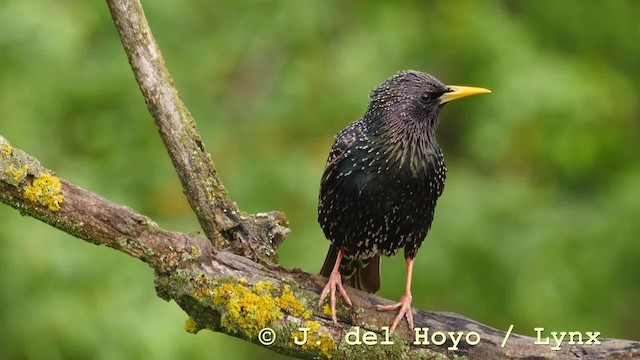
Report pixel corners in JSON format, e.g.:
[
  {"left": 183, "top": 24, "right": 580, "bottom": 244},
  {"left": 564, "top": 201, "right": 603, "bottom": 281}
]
[{"left": 366, "top": 70, "right": 490, "bottom": 131}]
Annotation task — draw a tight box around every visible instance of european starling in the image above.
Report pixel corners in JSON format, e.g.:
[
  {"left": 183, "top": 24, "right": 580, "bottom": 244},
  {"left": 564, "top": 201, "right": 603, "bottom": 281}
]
[{"left": 318, "top": 70, "right": 490, "bottom": 332}]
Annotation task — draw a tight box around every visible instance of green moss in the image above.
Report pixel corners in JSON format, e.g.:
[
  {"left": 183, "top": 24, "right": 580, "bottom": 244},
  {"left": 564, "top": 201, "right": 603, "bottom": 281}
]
[
  {"left": 409, "top": 348, "right": 449, "bottom": 360},
  {"left": 337, "top": 329, "right": 410, "bottom": 360},
  {"left": 23, "top": 172, "right": 63, "bottom": 211}
]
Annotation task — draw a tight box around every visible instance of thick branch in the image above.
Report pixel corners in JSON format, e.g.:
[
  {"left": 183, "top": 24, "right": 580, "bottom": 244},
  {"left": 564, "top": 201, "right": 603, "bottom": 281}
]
[
  {"left": 2, "top": 137, "right": 639, "bottom": 359},
  {"left": 0, "top": 135, "right": 212, "bottom": 273},
  {"left": 105, "top": 0, "right": 289, "bottom": 262}
]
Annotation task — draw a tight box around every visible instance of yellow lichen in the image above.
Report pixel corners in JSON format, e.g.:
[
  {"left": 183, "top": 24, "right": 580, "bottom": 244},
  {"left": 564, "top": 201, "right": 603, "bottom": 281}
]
[
  {"left": 1, "top": 143, "right": 11, "bottom": 155},
  {"left": 4, "top": 165, "right": 24, "bottom": 181},
  {"left": 23, "top": 172, "right": 64, "bottom": 211},
  {"left": 196, "top": 276, "right": 316, "bottom": 341},
  {"left": 291, "top": 320, "right": 336, "bottom": 358},
  {"left": 194, "top": 286, "right": 212, "bottom": 298},
  {"left": 13, "top": 170, "right": 23, "bottom": 180},
  {"left": 192, "top": 273, "right": 213, "bottom": 298},
  {"left": 254, "top": 280, "right": 273, "bottom": 293},
  {"left": 184, "top": 317, "right": 198, "bottom": 333},
  {"left": 212, "top": 282, "right": 283, "bottom": 338},
  {"left": 323, "top": 304, "right": 332, "bottom": 317},
  {"left": 196, "top": 273, "right": 208, "bottom": 283},
  {"left": 279, "top": 285, "right": 312, "bottom": 319}
]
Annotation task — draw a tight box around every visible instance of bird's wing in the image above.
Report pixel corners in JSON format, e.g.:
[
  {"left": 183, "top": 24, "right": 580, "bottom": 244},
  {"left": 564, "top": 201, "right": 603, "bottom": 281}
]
[{"left": 320, "top": 121, "right": 362, "bottom": 189}]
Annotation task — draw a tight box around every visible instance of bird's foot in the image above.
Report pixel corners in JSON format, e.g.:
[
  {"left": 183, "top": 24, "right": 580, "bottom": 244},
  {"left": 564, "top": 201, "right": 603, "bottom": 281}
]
[
  {"left": 318, "top": 270, "right": 352, "bottom": 324},
  {"left": 376, "top": 292, "right": 413, "bottom": 333}
]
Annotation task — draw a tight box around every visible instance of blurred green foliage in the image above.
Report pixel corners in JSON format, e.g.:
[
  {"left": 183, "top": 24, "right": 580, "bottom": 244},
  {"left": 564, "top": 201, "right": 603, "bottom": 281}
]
[{"left": 1, "top": 1, "right": 639, "bottom": 359}]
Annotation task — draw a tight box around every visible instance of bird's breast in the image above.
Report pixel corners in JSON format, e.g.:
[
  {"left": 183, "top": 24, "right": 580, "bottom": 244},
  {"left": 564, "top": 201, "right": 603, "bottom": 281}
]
[
  {"left": 318, "top": 137, "right": 446, "bottom": 258},
  {"left": 337, "top": 144, "right": 444, "bottom": 198}
]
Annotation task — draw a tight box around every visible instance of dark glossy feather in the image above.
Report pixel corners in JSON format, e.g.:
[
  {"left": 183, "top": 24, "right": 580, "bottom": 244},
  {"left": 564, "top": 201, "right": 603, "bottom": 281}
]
[{"left": 318, "top": 71, "right": 448, "bottom": 293}]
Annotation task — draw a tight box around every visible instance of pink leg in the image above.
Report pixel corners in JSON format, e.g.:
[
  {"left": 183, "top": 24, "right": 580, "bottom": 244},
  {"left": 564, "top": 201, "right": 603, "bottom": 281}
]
[
  {"left": 318, "top": 248, "right": 353, "bottom": 324},
  {"left": 376, "top": 258, "right": 414, "bottom": 333}
]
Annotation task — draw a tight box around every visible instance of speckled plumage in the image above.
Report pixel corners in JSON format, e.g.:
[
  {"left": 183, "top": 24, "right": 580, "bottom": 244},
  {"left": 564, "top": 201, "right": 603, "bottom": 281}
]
[
  {"left": 318, "top": 70, "right": 449, "bottom": 292},
  {"left": 317, "top": 71, "right": 490, "bottom": 331}
]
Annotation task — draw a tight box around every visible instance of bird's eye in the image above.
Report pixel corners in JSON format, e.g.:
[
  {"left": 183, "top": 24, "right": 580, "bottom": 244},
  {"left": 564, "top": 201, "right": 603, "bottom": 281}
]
[{"left": 420, "top": 92, "right": 432, "bottom": 102}]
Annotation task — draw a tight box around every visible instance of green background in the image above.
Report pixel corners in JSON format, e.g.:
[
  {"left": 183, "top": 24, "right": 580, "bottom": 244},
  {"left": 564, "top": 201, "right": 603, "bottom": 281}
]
[{"left": 1, "top": 1, "right": 639, "bottom": 359}]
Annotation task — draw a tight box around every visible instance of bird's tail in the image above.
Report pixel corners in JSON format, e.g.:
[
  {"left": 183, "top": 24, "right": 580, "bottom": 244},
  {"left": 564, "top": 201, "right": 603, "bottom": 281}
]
[{"left": 320, "top": 244, "right": 381, "bottom": 294}]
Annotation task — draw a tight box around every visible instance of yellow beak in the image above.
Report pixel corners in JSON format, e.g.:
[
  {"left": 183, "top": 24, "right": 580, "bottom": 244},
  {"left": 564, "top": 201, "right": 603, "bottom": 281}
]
[{"left": 439, "top": 85, "right": 491, "bottom": 104}]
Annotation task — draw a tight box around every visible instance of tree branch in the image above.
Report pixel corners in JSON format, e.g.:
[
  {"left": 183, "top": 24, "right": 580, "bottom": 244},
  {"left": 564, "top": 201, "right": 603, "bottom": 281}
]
[
  {"left": 1, "top": 0, "right": 639, "bottom": 358},
  {"left": 0, "top": 135, "right": 212, "bottom": 273},
  {"left": 106, "top": 0, "right": 289, "bottom": 263}
]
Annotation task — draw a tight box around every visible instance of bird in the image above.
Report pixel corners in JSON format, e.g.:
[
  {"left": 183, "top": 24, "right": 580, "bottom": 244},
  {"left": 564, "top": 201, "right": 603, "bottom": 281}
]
[{"left": 317, "top": 70, "right": 490, "bottom": 332}]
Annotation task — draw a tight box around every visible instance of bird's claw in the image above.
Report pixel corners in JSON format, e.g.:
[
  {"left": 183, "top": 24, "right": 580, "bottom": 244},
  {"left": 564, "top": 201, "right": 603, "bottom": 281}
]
[
  {"left": 319, "top": 271, "right": 352, "bottom": 324},
  {"left": 376, "top": 292, "right": 413, "bottom": 333}
]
